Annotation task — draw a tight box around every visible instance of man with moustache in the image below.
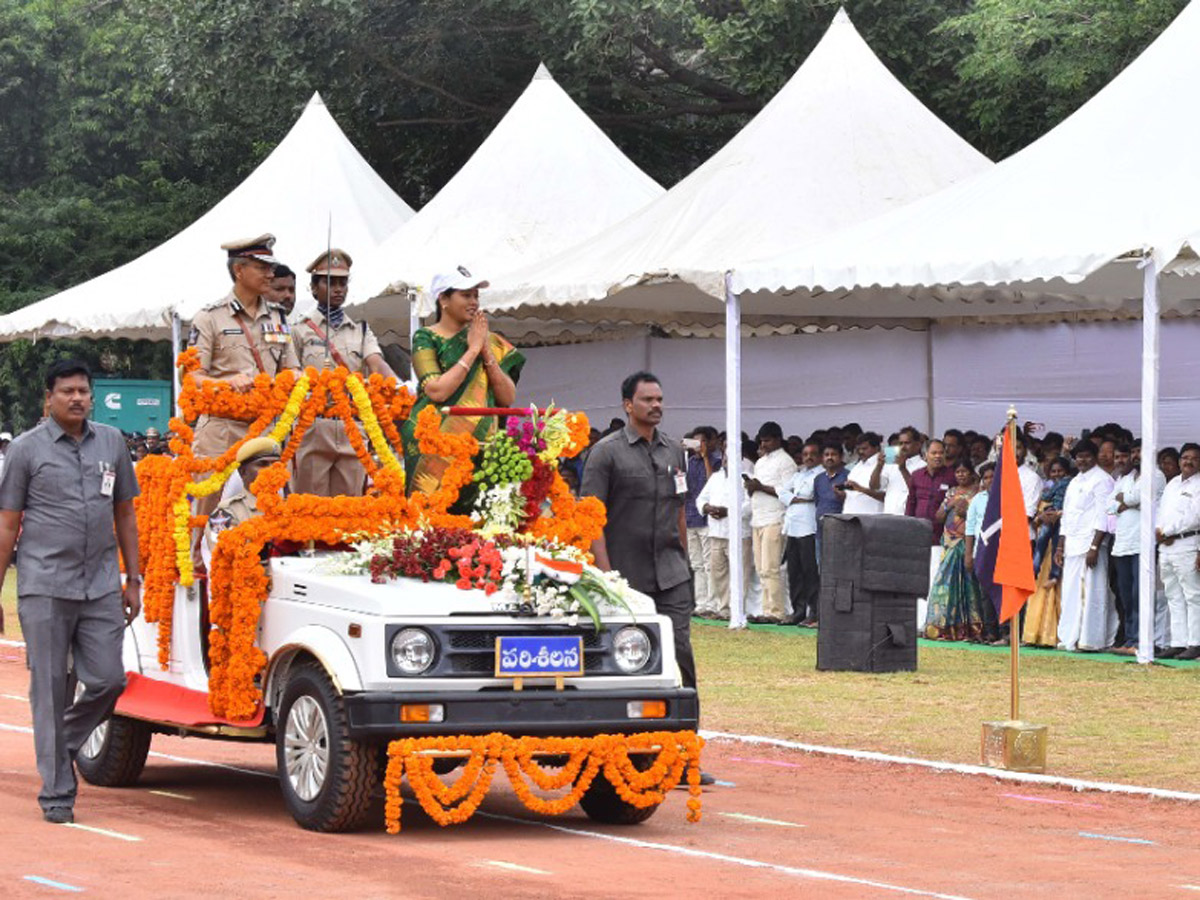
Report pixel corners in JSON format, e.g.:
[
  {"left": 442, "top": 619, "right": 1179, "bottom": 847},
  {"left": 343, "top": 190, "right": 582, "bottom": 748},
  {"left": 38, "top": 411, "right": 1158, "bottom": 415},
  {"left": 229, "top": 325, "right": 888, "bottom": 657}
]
[
  {"left": 0, "top": 360, "right": 141, "bottom": 824},
  {"left": 188, "top": 235, "right": 299, "bottom": 521},
  {"left": 1056, "top": 440, "right": 1118, "bottom": 652},
  {"left": 264, "top": 263, "right": 298, "bottom": 316},
  {"left": 292, "top": 249, "right": 396, "bottom": 496}
]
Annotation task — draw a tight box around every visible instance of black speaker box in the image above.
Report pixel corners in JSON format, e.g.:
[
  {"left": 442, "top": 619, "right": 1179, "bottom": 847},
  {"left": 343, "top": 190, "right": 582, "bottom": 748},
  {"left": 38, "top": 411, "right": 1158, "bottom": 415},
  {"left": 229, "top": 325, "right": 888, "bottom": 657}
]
[{"left": 816, "top": 514, "right": 932, "bottom": 673}]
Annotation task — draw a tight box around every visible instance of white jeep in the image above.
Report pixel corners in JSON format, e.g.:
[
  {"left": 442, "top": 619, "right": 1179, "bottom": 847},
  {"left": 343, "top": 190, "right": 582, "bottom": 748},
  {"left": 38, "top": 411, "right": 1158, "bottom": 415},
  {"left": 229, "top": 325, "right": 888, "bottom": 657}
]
[{"left": 77, "top": 554, "right": 698, "bottom": 831}]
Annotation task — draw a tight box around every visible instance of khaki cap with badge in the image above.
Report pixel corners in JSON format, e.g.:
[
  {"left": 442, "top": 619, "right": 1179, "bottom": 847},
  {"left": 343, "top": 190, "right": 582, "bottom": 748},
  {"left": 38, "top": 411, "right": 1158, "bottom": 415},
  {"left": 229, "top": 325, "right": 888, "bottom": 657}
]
[
  {"left": 307, "top": 249, "right": 353, "bottom": 277},
  {"left": 221, "top": 234, "right": 281, "bottom": 266},
  {"left": 236, "top": 437, "right": 282, "bottom": 465}
]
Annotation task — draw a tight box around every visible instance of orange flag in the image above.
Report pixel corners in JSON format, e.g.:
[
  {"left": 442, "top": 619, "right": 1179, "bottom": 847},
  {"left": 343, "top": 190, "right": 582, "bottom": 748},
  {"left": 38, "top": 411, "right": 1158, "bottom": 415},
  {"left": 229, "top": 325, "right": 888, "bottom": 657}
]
[{"left": 995, "top": 426, "right": 1037, "bottom": 623}]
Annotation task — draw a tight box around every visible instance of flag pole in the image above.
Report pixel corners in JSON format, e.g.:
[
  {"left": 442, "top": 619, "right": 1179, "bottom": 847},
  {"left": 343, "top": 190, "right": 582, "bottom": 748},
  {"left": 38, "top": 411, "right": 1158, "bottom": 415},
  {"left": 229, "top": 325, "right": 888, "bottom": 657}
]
[{"left": 1006, "top": 407, "right": 1020, "bottom": 722}]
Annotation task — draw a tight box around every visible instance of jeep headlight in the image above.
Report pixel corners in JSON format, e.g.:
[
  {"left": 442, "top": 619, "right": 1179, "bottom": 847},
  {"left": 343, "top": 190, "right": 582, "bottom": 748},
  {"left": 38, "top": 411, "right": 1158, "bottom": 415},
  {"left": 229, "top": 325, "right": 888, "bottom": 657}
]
[
  {"left": 613, "top": 626, "right": 652, "bottom": 673},
  {"left": 391, "top": 628, "right": 436, "bottom": 675}
]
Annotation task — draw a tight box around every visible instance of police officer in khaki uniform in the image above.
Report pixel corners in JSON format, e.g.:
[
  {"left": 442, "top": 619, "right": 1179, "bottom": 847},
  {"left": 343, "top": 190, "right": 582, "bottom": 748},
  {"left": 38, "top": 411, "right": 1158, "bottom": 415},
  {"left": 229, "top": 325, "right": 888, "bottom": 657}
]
[
  {"left": 202, "top": 437, "right": 281, "bottom": 569},
  {"left": 189, "top": 235, "right": 300, "bottom": 519},
  {"left": 292, "top": 248, "right": 396, "bottom": 496}
]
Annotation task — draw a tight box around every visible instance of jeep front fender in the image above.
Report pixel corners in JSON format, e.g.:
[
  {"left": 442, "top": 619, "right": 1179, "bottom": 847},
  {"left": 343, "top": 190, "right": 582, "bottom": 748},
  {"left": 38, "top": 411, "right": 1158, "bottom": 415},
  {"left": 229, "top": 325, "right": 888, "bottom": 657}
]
[{"left": 267, "top": 625, "right": 364, "bottom": 702}]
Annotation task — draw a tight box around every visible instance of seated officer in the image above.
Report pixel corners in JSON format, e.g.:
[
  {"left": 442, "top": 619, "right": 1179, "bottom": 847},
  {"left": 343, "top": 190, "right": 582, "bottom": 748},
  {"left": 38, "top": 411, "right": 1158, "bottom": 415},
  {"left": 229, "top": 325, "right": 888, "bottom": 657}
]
[
  {"left": 202, "top": 437, "right": 281, "bottom": 570},
  {"left": 293, "top": 248, "right": 396, "bottom": 497}
]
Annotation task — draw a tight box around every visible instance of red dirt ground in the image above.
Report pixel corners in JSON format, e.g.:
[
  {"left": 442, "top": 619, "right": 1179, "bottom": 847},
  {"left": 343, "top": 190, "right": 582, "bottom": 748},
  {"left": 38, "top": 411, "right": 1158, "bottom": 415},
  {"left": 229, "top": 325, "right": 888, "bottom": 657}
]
[{"left": 1, "top": 649, "right": 1198, "bottom": 900}]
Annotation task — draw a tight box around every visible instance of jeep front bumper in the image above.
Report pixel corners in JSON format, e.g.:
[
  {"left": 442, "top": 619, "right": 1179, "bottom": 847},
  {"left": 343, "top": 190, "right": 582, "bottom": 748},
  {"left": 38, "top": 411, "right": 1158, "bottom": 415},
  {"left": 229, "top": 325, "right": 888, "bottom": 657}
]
[{"left": 342, "top": 687, "right": 699, "bottom": 739}]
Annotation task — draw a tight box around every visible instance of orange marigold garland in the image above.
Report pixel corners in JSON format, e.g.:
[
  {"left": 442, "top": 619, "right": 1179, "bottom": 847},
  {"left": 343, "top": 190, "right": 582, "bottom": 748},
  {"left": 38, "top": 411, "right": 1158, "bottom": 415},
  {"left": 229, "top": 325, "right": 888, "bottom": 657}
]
[
  {"left": 137, "top": 353, "right": 602, "bottom": 719},
  {"left": 382, "top": 731, "right": 703, "bottom": 833}
]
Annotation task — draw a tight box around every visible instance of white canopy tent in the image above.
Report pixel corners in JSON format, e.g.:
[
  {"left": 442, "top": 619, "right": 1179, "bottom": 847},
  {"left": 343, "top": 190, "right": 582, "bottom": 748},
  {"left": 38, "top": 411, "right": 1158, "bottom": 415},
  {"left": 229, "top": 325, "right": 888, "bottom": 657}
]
[
  {"left": 734, "top": 2, "right": 1200, "bottom": 662},
  {"left": 0, "top": 93, "right": 415, "bottom": 343},
  {"left": 349, "top": 63, "right": 664, "bottom": 339},
  {"left": 482, "top": 9, "right": 993, "bottom": 627}
]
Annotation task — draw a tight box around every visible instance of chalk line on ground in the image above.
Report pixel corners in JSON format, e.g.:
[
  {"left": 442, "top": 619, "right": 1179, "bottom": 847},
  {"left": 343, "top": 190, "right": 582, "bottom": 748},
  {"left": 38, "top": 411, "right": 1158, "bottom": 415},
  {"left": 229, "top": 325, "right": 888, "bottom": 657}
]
[
  {"left": 719, "top": 811, "right": 805, "bottom": 829},
  {"left": 701, "top": 730, "right": 1200, "bottom": 803},
  {"left": 1078, "top": 832, "right": 1155, "bottom": 846},
  {"left": 479, "top": 811, "right": 976, "bottom": 900},
  {"left": 23, "top": 875, "right": 84, "bottom": 892},
  {"left": 64, "top": 823, "right": 141, "bottom": 842},
  {"left": 481, "top": 860, "right": 551, "bottom": 875}
]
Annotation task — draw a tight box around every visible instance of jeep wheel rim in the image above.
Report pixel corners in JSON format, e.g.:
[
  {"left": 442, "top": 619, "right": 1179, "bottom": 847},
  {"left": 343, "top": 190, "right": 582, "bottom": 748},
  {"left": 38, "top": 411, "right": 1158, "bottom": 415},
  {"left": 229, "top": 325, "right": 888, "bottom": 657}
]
[
  {"left": 76, "top": 681, "right": 108, "bottom": 760},
  {"left": 284, "top": 696, "right": 329, "bottom": 802}
]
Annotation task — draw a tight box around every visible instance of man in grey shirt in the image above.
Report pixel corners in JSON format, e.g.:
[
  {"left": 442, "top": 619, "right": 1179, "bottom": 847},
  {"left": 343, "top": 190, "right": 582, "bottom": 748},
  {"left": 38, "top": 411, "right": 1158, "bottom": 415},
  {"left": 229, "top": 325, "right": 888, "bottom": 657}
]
[
  {"left": 0, "top": 359, "right": 141, "bottom": 824},
  {"left": 581, "top": 371, "right": 696, "bottom": 690}
]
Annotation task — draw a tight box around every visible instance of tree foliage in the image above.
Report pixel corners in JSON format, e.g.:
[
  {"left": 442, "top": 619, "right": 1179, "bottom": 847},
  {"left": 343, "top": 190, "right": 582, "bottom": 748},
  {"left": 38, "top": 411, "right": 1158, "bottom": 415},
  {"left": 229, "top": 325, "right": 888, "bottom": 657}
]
[{"left": 0, "top": 0, "right": 1188, "bottom": 428}]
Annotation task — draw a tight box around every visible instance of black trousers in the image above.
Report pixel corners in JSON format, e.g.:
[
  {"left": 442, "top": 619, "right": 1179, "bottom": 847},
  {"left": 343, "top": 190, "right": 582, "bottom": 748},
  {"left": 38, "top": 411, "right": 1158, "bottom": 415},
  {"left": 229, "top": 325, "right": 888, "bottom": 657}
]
[
  {"left": 649, "top": 579, "right": 697, "bottom": 690},
  {"left": 785, "top": 535, "right": 820, "bottom": 622}
]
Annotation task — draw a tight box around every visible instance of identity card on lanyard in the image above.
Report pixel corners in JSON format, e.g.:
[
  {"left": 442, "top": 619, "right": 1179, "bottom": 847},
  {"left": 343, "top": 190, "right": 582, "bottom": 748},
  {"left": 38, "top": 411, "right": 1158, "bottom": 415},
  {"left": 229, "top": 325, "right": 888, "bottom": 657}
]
[{"left": 99, "top": 461, "right": 115, "bottom": 497}]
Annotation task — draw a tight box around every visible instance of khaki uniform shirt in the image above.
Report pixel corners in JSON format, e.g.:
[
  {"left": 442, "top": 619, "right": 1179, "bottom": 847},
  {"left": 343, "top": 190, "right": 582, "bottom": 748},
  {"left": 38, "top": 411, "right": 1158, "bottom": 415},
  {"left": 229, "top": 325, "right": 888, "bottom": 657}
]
[
  {"left": 292, "top": 314, "right": 382, "bottom": 374},
  {"left": 201, "top": 489, "right": 259, "bottom": 568},
  {"left": 189, "top": 292, "right": 299, "bottom": 378}
]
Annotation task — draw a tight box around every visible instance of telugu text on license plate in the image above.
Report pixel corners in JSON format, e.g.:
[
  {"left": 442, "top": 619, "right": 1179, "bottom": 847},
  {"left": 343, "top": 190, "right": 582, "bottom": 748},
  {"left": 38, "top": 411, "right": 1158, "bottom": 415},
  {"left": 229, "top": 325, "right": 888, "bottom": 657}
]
[{"left": 494, "top": 635, "right": 584, "bottom": 678}]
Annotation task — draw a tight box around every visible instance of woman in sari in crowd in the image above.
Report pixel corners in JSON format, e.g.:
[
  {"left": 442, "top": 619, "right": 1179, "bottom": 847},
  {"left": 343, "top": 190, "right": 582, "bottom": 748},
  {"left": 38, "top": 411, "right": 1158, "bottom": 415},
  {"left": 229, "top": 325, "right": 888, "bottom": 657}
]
[
  {"left": 400, "top": 268, "right": 524, "bottom": 495},
  {"left": 925, "top": 461, "right": 997, "bottom": 642},
  {"left": 1023, "top": 456, "right": 1074, "bottom": 646}
]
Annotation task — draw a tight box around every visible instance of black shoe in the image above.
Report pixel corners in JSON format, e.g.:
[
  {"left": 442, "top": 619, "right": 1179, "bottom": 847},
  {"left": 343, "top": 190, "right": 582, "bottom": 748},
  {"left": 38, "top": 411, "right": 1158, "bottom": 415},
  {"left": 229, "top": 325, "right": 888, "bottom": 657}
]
[
  {"left": 1157, "top": 646, "right": 1184, "bottom": 659},
  {"left": 1178, "top": 646, "right": 1200, "bottom": 660},
  {"left": 43, "top": 807, "right": 73, "bottom": 824},
  {"left": 699, "top": 771, "right": 716, "bottom": 786}
]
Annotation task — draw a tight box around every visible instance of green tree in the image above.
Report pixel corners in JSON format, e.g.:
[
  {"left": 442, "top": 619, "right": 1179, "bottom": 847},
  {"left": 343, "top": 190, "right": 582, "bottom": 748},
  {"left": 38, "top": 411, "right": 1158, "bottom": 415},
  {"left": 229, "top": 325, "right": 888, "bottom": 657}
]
[{"left": 941, "top": 0, "right": 1188, "bottom": 159}]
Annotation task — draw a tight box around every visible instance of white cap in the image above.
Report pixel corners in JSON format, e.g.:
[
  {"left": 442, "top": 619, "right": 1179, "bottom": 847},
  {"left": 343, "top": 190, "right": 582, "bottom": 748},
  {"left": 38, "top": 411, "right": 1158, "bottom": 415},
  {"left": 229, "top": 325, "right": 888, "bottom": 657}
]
[
  {"left": 429, "top": 265, "right": 489, "bottom": 301},
  {"left": 0, "top": 432, "right": 10, "bottom": 442}
]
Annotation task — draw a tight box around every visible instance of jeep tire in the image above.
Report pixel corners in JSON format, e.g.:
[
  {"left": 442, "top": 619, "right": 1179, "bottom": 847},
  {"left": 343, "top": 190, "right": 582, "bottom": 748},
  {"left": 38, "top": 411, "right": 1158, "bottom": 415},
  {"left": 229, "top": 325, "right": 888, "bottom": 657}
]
[
  {"left": 75, "top": 714, "right": 152, "bottom": 787},
  {"left": 579, "top": 753, "right": 660, "bottom": 825},
  {"left": 276, "top": 662, "right": 377, "bottom": 832}
]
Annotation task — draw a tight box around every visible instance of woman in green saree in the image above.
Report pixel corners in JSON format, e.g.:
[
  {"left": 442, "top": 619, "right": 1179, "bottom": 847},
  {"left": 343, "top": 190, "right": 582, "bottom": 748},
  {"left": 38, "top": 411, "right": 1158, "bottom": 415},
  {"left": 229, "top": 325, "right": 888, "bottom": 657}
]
[{"left": 401, "top": 269, "right": 525, "bottom": 495}]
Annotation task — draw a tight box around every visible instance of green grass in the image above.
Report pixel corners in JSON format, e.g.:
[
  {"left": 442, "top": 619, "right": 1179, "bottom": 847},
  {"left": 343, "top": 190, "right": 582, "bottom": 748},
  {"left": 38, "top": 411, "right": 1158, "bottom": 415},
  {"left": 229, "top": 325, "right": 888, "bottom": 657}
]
[{"left": 692, "top": 621, "right": 1200, "bottom": 791}]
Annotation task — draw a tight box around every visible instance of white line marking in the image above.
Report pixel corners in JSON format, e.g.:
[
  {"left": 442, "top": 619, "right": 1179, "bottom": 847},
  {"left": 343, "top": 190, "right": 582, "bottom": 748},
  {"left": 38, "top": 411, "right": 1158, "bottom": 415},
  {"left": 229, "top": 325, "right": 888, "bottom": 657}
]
[
  {"left": 148, "top": 789, "right": 194, "bottom": 801},
  {"left": 701, "top": 730, "right": 1200, "bottom": 804},
  {"left": 1177, "top": 885, "right": 1200, "bottom": 892},
  {"left": 2, "top": 693, "right": 26, "bottom": 701},
  {"left": 719, "top": 811, "right": 806, "bottom": 829},
  {"left": 479, "top": 812, "right": 975, "bottom": 899},
  {"left": 64, "top": 823, "right": 142, "bottom": 842},
  {"left": 0, "top": 722, "right": 32, "bottom": 734},
  {"left": 0, "top": 638, "right": 26, "bottom": 648},
  {"left": 147, "top": 749, "right": 273, "bottom": 779},
  {"left": 23, "top": 875, "right": 84, "bottom": 892},
  {"left": 482, "top": 860, "right": 551, "bottom": 875}
]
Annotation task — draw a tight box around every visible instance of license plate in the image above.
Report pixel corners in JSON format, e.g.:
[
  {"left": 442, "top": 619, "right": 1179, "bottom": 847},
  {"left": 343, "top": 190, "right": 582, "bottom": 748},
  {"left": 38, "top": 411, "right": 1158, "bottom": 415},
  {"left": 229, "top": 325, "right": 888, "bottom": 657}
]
[{"left": 494, "top": 635, "right": 584, "bottom": 678}]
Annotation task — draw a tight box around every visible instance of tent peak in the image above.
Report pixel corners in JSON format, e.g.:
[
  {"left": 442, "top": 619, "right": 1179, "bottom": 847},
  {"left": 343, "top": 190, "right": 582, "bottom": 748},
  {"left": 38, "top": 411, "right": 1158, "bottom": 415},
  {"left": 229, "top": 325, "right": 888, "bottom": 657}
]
[
  {"left": 533, "top": 62, "right": 554, "bottom": 81},
  {"left": 832, "top": 6, "right": 851, "bottom": 25},
  {"left": 306, "top": 91, "right": 325, "bottom": 107}
]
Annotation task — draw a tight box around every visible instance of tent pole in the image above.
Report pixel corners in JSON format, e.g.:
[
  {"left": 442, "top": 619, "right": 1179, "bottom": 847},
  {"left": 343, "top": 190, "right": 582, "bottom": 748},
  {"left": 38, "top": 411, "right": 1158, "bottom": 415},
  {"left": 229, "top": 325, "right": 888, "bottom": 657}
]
[
  {"left": 925, "top": 321, "right": 935, "bottom": 435},
  {"left": 725, "top": 272, "right": 745, "bottom": 629},
  {"left": 170, "top": 312, "right": 183, "bottom": 419},
  {"left": 1136, "top": 259, "right": 1159, "bottom": 665},
  {"left": 408, "top": 289, "right": 420, "bottom": 355}
]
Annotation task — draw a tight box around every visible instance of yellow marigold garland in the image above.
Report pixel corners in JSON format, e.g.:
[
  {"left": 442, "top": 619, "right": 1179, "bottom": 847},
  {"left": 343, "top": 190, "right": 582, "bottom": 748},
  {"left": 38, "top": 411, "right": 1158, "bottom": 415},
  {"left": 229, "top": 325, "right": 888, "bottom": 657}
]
[{"left": 382, "top": 731, "right": 703, "bottom": 833}]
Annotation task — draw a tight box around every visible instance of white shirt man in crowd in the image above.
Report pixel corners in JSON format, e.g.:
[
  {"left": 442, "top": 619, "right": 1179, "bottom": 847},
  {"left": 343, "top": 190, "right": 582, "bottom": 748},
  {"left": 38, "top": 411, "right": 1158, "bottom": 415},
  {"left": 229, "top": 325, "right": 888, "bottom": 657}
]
[
  {"left": 778, "top": 440, "right": 822, "bottom": 626},
  {"left": 696, "top": 435, "right": 753, "bottom": 620},
  {"left": 744, "top": 421, "right": 797, "bottom": 623},
  {"left": 1155, "top": 442, "right": 1200, "bottom": 659},
  {"left": 871, "top": 426, "right": 925, "bottom": 516},
  {"left": 1056, "top": 440, "right": 1118, "bottom": 651},
  {"left": 841, "top": 431, "right": 886, "bottom": 515},
  {"left": 1108, "top": 440, "right": 1167, "bottom": 652}
]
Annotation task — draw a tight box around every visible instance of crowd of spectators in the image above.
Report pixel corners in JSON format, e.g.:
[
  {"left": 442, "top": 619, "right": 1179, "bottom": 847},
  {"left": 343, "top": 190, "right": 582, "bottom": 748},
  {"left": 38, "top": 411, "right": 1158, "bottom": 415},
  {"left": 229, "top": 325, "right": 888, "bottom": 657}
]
[{"left": 677, "top": 419, "right": 1200, "bottom": 661}]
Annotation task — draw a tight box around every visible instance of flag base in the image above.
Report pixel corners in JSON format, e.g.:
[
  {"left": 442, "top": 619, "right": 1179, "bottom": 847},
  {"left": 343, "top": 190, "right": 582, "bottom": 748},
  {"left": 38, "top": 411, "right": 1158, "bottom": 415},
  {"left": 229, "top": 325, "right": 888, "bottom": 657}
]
[{"left": 981, "top": 720, "right": 1048, "bottom": 773}]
